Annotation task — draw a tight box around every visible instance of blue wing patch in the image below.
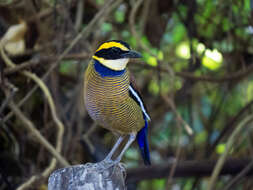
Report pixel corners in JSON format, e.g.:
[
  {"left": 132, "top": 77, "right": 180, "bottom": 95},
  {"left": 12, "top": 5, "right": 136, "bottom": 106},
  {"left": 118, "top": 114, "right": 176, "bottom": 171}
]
[{"left": 137, "top": 120, "right": 151, "bottom": 165}]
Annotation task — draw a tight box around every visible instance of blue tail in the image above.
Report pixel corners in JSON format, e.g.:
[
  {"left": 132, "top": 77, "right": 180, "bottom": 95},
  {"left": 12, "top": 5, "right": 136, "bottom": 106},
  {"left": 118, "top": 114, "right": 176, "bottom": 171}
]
[{"left": 137, "top": 120, "right": 151, "bottom": 165}]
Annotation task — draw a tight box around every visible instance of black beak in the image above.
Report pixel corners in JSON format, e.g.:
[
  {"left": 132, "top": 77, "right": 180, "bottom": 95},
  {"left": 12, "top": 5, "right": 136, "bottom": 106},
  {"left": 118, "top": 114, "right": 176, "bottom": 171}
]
[{"left": 121, "top": 50, "right": 142, "bottom": 58}]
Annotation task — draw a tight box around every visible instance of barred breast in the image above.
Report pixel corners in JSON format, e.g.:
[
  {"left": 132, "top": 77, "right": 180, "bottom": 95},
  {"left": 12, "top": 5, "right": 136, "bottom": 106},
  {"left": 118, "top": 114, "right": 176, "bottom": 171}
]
[{"left": 84, "top": 62, "right": 144, "bottom": 134}]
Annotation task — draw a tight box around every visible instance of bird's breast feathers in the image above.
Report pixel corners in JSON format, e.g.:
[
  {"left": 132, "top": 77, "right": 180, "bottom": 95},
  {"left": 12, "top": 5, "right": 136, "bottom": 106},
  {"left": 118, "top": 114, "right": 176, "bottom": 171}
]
[{"left": 84, "top": 61, "right": 149, "bottom": 134}]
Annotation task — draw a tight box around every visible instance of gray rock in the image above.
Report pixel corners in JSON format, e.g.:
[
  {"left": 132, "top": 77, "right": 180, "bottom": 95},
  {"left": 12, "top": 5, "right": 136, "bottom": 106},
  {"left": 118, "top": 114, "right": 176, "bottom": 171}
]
[{"left": 48, "top": 161, "right": 127, "bottom": 190}]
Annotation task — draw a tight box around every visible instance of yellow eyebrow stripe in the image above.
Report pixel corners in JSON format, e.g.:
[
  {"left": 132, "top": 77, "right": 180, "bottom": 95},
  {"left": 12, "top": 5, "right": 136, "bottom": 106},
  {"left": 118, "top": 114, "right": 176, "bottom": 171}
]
[
  {"left": 92, "top": 55, "right": 104, "bottom": 62},
  {"left": 96, "top": 42, "right": 129, "bottom": 52}
]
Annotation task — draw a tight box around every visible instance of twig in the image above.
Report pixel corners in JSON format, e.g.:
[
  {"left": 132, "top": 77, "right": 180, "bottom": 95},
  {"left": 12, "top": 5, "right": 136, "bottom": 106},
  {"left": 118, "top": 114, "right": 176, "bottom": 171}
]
[
  {"left": 210, "top": 99, "right": 253, "bottom": 153},
  {"left": 16, "top": 176, "right": 37, "bottom": 190},
  {"left": 162, "top": 94, "right": 193, "bottom": 135},
  {"left": 82, "top": 122, "right": 97, "bottom": 154},
  {"left": 207, "top": 114, "right": 253, "bottom": 190},
  {"left": 27, "top": 4, "right": 61, "bottom": 22},
  {"left": 129, "top": 0, "right": 143, "bottom": 49},
  {"left": 74, "top": 0, "right": 84, "bottom": 31},
  {"left": 4, "top": 52, "right": 90, "bottom": 75},
  {"left": 166, "top": 125, "right": 182, "bottom": 189},
  {"left": 0, "top": 84, "right": 18, "bottom": 115},
  {"left": 1, "top": 44, "right": 66, "bottom": 158},
  {"left": 129, "top": 0, "right": 158, "bottom": 58},
  {"left": 176, "top": 66, "right": 253, "bottom": 83},
  {"left": 7, "top": 102, "right": 69, "bottom": 166},
  {"left": 127, "top": 158, "right": 253, "bottom": 183},
  {"left": 4, "top": 59, "right": 41, "bottom": 75},
  {"left": 139, "top": 0, "right": 151, "bottom": 35},
  {"left": 222, "top": 159, "right": 253, "bottom": 190}
]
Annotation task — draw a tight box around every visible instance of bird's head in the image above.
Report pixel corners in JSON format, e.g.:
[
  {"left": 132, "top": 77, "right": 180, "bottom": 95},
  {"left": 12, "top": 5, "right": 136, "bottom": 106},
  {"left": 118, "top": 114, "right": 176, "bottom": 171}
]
[{"left": 92, "top": 40, "right": 142, "bottom": 71}]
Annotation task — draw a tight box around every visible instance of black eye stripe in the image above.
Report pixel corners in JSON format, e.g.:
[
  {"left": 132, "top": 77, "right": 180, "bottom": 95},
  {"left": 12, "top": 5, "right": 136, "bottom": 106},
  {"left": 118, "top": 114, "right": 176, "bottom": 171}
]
[{"left": 95, "top": 47, "right": 128, "bottom": 59}]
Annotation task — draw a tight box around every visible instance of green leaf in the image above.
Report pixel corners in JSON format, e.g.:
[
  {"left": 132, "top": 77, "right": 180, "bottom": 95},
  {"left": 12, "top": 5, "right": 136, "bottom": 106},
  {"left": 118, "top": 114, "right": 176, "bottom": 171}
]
[
  {"left": 172, "top": 23, "right": 186, "bottom": 43},
  {"left": 194, "top": 131, "right": 207, "bottom": 144},
  {"left": 153, "top": 179, "right": 166, "bottom": 190},
  {"left": 129, "top": 36, "right": 137, "bottom": 48},
  {"left": 143, "top": 52, "right": 158, "bottom": 66},
  {"left": 203, "top": 0, "right": 214, "bottom": 18},
  {"left": 174, "top": 79, "right": 182, "bottom": 90},
  {"left": 96, "top": 0, "right": 104, "bottom": 5},
  {"left": 59, "top": 60, "right": 76, "bottom": 74},
  {"left": 101, "top": 22, "right": 112, "bottom": 33},
  {"left": 141, "top": 36, "right": 151, "bottom": 46},
  {"left": 247, "top": 81, "right": 253, "bottom": 102},
  {"left": 148, "top": 80, "right": 159, "bottom": 95},
  {"left": 157, "top": 51, "right": 164, "bottom": 61},
  {"left": 114, "top": 10, "right": 125, "bottom": 23},
  {"left": 222, "top": 18, "right": 230, "bottom": 32},
  {"left": 121, "top": 30, "right": 130, "bottom": 38},
  {"left": 244, "top": 0, "right": 250, "bottom": 11}
]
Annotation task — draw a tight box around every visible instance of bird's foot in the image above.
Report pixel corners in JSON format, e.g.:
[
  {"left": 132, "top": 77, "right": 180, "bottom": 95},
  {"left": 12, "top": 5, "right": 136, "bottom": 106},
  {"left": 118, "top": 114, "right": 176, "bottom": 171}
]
[
  {"left": 97, "top": 157, "right": 122, "bottom": 170},
  {"left": 102, "top": 158, "right": 119, "bottom": 165}
]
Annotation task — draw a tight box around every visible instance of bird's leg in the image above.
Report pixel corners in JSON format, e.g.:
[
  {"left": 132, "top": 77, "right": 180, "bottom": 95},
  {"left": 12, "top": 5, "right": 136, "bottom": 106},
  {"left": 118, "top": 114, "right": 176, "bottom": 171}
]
[
  {"left": 104, "top": 136, "right": 124, "bottom": 162},
  {"left": 114, "top": 133, "right": 136, "bottom": 163}
]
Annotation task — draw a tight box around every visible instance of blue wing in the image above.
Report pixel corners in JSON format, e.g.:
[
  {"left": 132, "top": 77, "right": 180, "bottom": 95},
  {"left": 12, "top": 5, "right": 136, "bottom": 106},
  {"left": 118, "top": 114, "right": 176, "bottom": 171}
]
[{"left": 129, "top": 83, "right": 151, "bottom": 165}]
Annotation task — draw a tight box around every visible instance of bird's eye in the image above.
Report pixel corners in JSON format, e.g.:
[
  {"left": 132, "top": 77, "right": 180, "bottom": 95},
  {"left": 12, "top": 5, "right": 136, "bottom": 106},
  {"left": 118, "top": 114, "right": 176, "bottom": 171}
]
[{"left": 111, "top": 47, "right": 120, "bottom": 53}]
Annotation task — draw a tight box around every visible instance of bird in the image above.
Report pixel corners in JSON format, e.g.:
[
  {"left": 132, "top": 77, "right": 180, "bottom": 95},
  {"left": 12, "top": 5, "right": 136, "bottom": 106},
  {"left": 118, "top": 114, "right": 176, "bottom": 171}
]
[{"left": 84, "top": 40, "right": 151, "bottom": 165}]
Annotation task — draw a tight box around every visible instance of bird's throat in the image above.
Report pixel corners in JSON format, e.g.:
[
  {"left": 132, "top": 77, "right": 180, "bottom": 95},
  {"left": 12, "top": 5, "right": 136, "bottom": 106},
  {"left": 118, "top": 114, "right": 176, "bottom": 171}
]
[
  {"left": 94, "top": 60, "right": 126, "bottom": 77},
  {"left": 92, "top": 56, "right": 129, "bottom": 71}
]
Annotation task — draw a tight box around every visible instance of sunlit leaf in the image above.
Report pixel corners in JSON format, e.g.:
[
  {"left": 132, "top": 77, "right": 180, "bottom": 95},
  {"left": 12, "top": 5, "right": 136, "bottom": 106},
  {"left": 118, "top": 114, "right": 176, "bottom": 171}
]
[
  {"left": 216, "top": 143, "right": 226, "bottom": 154},
  {"left": 143, "top": 52, "right": 158, "bottom": 66},
  {"left": 196, "top": 43, "right": 206, "bottom": 54},
  {"left": 147, "top": 56, "right": 158, "bottom": 66},
  {"left": 175, "top": 41, "right": 190, "bottom": 59},
  {"left": 157, "top": 50, "right": 164, "bottom": 61},
  {"left": 202, "top": 49, "right": 223, "bottom": 70}
]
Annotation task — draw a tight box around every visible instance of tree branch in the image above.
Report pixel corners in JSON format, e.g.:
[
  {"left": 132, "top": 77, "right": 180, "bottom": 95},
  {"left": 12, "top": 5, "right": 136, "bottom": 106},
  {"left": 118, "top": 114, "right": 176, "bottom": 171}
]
[{"left": 126, "top": 159, "right": 253, "bottom": 183}]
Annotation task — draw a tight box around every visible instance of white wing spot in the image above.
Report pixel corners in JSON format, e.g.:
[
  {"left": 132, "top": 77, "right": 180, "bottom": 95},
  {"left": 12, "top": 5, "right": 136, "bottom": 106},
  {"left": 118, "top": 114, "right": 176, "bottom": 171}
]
[{"left": 129, "top": 85, "right": 151, "bottom": 121}]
